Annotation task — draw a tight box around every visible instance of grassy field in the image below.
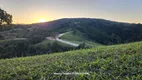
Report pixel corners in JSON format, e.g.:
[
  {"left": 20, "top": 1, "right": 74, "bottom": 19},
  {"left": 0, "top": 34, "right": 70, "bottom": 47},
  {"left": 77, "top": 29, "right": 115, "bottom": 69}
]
[
  {"left": 60, "top": 31, "right": 102, "bottom": 47},
  {"left": 0, "top": 39, "right": 27, "bottom": 45},
  {"left": 0, "top": 41, "right": 142, "bottom": 80},
  {"left": 0, "top": 28, "right": 29, "bottom": 39}
]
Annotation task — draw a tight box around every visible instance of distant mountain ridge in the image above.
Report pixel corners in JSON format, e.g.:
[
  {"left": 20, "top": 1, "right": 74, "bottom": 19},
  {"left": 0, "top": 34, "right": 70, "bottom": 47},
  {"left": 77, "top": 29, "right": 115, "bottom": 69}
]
[{"left": 31, "top": 18, "right": 142, "bottom": 45}]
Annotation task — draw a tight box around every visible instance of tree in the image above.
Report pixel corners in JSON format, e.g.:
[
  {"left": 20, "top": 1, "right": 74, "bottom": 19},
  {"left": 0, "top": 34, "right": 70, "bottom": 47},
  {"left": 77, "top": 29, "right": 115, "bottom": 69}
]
[
  {"left": 77, "top": 43, "right": 86, "bottom": 49},
  {"left": 0, "top": 8, "right": 12, "bottom": 25},
  {"left": 0, "top": 35, "right": 4, "bottom": 40}
]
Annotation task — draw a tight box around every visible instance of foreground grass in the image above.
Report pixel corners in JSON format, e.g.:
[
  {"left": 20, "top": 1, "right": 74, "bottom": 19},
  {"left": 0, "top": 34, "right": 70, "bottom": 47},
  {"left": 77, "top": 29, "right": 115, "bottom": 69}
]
[{"left": 0, "top": 42, "right": 142, "bottom": 80}]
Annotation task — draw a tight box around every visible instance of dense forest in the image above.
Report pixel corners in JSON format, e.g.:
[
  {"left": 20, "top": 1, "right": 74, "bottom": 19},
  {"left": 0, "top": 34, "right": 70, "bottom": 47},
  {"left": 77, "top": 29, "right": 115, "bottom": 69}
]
[{"left": 0, "top": 39, "right": 77, "bottom": 58}]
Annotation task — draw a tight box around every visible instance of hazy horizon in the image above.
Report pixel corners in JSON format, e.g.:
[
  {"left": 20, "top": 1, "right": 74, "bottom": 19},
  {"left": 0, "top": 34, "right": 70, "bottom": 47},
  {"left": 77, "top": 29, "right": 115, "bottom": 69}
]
[{"left": 1, "top": 0, "right": 142, "bottom": 24}]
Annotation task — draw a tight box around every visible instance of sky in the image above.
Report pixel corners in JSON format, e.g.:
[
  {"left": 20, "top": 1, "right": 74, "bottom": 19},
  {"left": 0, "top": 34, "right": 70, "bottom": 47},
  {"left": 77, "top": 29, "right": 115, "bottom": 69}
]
[{"left": 0, "top": 0, "right": 142, "bottom": 24}]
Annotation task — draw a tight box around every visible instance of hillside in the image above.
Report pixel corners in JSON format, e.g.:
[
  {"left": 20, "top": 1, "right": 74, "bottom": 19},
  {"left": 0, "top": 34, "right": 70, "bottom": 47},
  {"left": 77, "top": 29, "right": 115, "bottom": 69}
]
[
  {"left": 1, "top": 18, "right": 142, "bottom": 59},
  {"left": 0, "top": 38, "right": 75, "bottom": 58},
  {"left": 1, "top": 18, "right": 142, "bottom": 45},
  {"left": 0, "top": 41, "right": 142, "bottom": 80},
  {"left": 32, "top": 18, "right": 142, "bottom": 45},
  {"left": 60, "top": 31, "right": 102, "bottom": 47}
]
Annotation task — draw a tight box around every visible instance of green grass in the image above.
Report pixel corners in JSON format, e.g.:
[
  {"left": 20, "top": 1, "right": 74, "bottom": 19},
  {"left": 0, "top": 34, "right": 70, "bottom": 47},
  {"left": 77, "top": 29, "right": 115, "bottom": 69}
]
[
  {"left": 0, "top": 39, "right": 27, "bottom": 45},
  {"left": 0, "top": 41, "right": 142, "bottom": 80},
  {"left": 60, "top": 31, "right": 102, "bottom": 47},
  {"left": 0, "top": 39, "right": 11, "bottom": 43},
  {"left": 34, "top": 40, "right": 54, "bottom": 47},
  {"left": 0, "top": 28, "right": 29, "bottom": 39}
]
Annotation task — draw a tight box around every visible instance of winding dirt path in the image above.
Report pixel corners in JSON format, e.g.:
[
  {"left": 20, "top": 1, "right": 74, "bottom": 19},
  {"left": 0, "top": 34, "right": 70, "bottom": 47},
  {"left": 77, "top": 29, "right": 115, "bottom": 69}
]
[{"left": 46, "top": 32, "right": 79, "bottom": 47}]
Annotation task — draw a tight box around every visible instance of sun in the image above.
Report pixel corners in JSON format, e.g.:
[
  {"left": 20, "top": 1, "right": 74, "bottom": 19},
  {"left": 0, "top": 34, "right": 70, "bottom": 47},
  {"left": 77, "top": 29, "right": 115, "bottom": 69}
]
[{"left": 38, "top": 19, "right": 47, "bottom": 23}]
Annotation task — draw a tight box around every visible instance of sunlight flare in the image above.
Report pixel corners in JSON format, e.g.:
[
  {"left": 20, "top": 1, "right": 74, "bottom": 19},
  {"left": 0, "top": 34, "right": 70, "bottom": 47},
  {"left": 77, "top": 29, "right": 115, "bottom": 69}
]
[{"left": 38, "top": 19, "right": 47, "bottom": 23}]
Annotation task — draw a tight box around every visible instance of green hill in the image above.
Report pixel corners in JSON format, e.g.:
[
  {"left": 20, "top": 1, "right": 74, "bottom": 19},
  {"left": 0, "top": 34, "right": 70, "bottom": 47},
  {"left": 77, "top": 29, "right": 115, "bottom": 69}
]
[
  {"left": 33, "top": 18, "right": 142, "bottom": 45},
  {"left": 60, "top": 31, "right": 102, "bottom": 47},
  {"left": 1, "top": 18, "right": 142, "bottom": 45},
  {"left": 0, "top": 41, "right": 142, "bottom": 80}
]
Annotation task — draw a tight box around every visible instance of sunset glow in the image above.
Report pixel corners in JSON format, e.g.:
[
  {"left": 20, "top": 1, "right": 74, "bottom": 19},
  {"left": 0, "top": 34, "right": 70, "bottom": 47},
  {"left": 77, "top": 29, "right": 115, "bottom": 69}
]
[
  {"left": 38, "top": 19, "right": 47, "bottom": 23},
  {"left": 1, "top": 0, "right": 142, "bottom": 24}
]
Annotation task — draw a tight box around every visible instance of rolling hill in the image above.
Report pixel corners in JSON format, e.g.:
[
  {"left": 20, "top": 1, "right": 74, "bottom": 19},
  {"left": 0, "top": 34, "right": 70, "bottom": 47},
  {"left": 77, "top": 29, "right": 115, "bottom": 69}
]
[
  {"left": 32, "top": 18, "right": 142, "bottom": 45},
  {"left": 0, "top": 41, "right": 142, "bottom": 80},
  {"left": 1, "top": 18, "right": 142, "bottom": 59},
  {"left": 1, "top": 18, "right": 142, "bottom": 45}
]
